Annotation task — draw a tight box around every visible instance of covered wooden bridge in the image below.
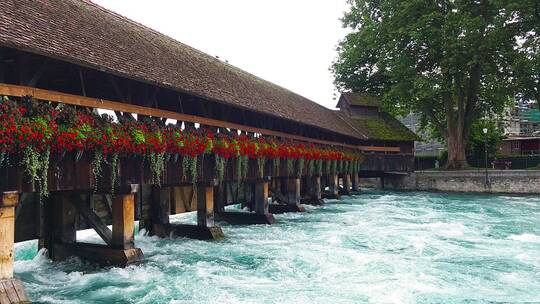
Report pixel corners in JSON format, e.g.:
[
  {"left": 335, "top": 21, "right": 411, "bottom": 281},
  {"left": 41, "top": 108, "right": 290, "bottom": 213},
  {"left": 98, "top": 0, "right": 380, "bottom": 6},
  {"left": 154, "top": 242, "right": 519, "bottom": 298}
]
[{"left": 0, "top": 0, "right": 416, "bottom": 302}]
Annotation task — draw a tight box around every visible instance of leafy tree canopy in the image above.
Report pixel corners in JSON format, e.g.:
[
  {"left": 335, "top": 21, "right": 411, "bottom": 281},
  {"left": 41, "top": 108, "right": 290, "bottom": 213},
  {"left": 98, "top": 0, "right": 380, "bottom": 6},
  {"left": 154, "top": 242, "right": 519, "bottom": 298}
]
[{"left": 333, "top": 0, "right": 539, "bottom": 169}]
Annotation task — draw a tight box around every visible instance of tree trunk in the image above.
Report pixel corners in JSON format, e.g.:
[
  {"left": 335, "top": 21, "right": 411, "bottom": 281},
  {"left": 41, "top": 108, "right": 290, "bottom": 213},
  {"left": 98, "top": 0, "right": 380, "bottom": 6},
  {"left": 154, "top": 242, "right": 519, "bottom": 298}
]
[{"left": 446, "top": 129, "right": 467, "bottom": 170}]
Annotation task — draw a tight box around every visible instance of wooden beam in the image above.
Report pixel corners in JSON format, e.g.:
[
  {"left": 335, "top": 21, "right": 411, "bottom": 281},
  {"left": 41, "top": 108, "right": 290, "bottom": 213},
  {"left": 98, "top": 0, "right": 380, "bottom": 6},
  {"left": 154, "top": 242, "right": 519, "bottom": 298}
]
[
  {"left": 358, "top": 146, "right": 401, "bottom": 152},
  {"left": 254, "top": 180, "right": 269, "bottom": 215},
  {"left": 71, "top": 194, "right": 112, "bottom": 246},
  {"left": 112, "top": 192, "right": 136, "bottom": 250},
  {"left": 0, "top": 192, "right": 18, "bottom": 280},
  {"left": 197, "top": 185, "right": 214, "bottom": 227},
  {"left": 0, "top": 83, "right": 397, "bottom": 151}
]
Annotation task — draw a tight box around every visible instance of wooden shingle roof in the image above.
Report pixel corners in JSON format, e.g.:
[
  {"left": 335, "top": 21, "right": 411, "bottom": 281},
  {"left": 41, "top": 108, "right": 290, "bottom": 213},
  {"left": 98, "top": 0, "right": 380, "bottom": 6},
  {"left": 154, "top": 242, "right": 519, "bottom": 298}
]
[
  {"left": 0, "top": 0, "right": 365, "bottom": 139},
  {"left": 338, "top": 92, "right": 381, "bottom": 108}
]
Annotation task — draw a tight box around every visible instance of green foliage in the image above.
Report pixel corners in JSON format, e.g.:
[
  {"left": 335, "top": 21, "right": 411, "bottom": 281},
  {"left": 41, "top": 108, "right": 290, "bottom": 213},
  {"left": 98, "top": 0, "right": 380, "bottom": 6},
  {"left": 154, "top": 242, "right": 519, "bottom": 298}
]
[
  {"left": 149, "top": 152, "right": 165, "bottom": 186},
  {"left": 181, "top": 155, "right": 198, "bottom": 184},
  {"left": 21, "top": 147, "right": 50, "bottom": 198},
  {"left": 273, "top": 158, "right": 280, "bottom": 176},
  {"left": 511, "top": 1, "right": 539, "bottom": 106},
  {"left": 325, "top": 160, "right": 331, "bottom": 175},
  {"left": 297, "top": 158, "right": 305, "bottom": 178},
  {"left": 0, "top": 152, "right": 6, "bottom": 167},
  {"left": 466, "top": 120, "right": 504, "bottom": 161},
  {"left": 235, "top": 156, "right": 242, "bottom": 180},
  {"left": 307, "top": 160, "right": 314, "bottom": 177},
  {"left": 131, "top": 129, "right": 146, "bottom": 145},
  {"left": 286, "top": 158, "right": 295, "bottom": 176},
  {"left": 241, "top": 155, "right": 249, "bottom": 180},
  {"left": 215, "top": 155, "right": 227, "bottom": 182},
  {"left": 92, "top": 149, "right": 103, "bottom": 192},
  {"left": 331, "top": 160, "right": 337, "bottom": 175},
  {"left": 316, "top": 159, "right": 323, "bottom": 176},
  {"left": 257, "top": 157, "right": 265, "bottom": 178},
  {"left": 109, "top": 153, "right": 119, "bottom": 195},
  {"left": 333, "top": 0, "right": 537, "bottom": 167},
  {"left": 189, "top": 155, "right": 198, "bottom": 184}
]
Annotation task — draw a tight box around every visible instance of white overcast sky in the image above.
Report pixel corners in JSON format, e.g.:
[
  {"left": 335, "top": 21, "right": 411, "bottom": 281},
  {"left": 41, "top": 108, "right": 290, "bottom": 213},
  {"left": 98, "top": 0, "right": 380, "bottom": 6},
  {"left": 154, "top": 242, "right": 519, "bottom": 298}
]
[{"left": 92, "top": 0, "right": 350, "bottom": 109}]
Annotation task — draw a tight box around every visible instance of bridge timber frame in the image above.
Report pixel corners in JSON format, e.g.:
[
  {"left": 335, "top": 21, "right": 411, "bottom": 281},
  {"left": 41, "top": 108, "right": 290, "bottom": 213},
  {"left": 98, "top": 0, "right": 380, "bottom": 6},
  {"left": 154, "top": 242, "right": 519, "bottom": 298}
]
[{"left": 0, "top": 45, "right": 413, "bottom": 304}]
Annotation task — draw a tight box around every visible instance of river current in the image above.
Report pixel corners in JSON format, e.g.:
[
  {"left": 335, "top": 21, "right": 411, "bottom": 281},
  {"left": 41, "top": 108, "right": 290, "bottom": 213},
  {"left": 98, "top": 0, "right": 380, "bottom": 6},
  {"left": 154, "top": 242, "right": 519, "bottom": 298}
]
[{"left": 13, "top": 190, "right": 540, "bottom": 303}]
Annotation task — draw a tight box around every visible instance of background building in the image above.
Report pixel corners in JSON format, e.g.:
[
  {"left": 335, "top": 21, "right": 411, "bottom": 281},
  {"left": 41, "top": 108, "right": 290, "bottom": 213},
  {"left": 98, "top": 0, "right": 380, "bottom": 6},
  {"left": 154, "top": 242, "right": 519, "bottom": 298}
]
[{"left": 399, "top": 113, "right": 445, "bottom": 156}]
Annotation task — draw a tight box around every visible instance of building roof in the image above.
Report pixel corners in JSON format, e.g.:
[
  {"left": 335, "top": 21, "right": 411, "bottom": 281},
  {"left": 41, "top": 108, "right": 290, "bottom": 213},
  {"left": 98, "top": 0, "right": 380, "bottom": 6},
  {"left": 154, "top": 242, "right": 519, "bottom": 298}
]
[
  {"left": 337, "top": 92, "right": 381, "bottom": 108},
  {"left": 503, "top": 136, "right": 540, "bottom": 141},
  {"left": 0, "top": 0, "right": 364, "bottom": 140},
  {"left": 336, "top": 111, "right": 421, "bottom": 142}
]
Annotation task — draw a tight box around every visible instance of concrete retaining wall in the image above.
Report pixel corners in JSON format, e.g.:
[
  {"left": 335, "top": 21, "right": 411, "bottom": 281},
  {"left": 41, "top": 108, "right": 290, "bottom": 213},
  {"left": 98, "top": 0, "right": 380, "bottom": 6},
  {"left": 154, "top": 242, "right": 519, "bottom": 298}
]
[{"left": 380, "top": 170, "right": 540, "bottom": 194}]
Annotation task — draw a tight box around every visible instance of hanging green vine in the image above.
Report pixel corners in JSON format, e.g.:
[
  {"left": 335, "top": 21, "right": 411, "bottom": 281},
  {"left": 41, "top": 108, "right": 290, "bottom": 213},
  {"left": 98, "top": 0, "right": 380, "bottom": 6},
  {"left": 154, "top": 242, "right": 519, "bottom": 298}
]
[
  {"left": 20, "top": 147, "right": 50, "bottom": 199},
  {"left": 297, "top": 158, "right": 305, "bottom": 178},
  {"left": 257, "top": 157, "right": 265, "bottom": 178},
  {"left": 110, "top": 153, "right": 119, "bottom": 196},
  {"left": 215, "top": 155, "right": 227, "bottom": 182},
  {"left": 39, "top": 148, "right": 50, "bottom": 199},
  {"left": 0, "top": 152, "right": 5, "bottom": 167},
  {"left": 182, "top": 155, "right": 190, "bottom": 180},
  {"left": 306, "top": 159, "right": 314, "bottom": 177},
  {"left": 241, "top": 155, "right": 249, "bottom": 180},
  {"left": 286, "top": 158, "right": 295, "bottom": 176},
  {"left": 189, "top": 155, "right": 198, "bottom": 184},
  {"left": 149, "top": 152, "right": 165, "bottom": 186},
  {"left": 273, "top": 158, "right": 280, "bottom": 176},
  {"left": 325, "top": 159, "right": 331, "bottom": 175},
  {"left": 316, "top": 159, "right": 323, "bottom": 176},
  {"left": 91, "top": 149, "right": 103, "bottom": 192},
  {"left": 331, "top": 159, "right": 338, "bottom": 175},
  {"left": 234, "top": 156, "right": 242, "bottom": 193}
]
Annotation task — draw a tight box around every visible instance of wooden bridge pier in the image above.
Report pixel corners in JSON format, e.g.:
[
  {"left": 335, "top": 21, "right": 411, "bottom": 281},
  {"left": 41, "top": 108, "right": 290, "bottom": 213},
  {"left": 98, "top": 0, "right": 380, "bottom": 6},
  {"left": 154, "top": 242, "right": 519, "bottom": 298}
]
[
  {"left": 42, "top": 185, "right": 144, "bottom": 267},
  {"left": 269, "top": 178, "right": 306, "bottom": 214},
  {"left": 0, "top": 192, "right": 29, "bottom": 304},
  {"left": 215, "top": 178, "right": 276, "bottom": 225},
  {"left": 145, "top": 181, "right": 224, "bottom": 240},
  {"left": 323, "top": 175, "right": 340, "bottom": 199},
  {"left": 302, "top": 176, "right": 324, "bottom": 205},
  {"left": 352, "top": 173, "right": 360, "bottom": 192},
  {"left": 340, "top": 174, "right": 352, "bottom": 196}
]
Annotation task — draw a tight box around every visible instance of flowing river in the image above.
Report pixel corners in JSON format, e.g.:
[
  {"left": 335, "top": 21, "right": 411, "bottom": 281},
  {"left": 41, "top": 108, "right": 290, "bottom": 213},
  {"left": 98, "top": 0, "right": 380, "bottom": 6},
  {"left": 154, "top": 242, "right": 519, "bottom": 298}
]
[{"left": 13, "top": 190, "right": 540, "bottom": 303}]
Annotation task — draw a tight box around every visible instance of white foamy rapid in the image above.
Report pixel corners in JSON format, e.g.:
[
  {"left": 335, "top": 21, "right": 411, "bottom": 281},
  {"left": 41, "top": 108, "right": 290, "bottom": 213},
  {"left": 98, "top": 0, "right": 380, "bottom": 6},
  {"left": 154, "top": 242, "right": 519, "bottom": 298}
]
[{"left": 13, "top": 190, "right": 540, "bottom": 303}]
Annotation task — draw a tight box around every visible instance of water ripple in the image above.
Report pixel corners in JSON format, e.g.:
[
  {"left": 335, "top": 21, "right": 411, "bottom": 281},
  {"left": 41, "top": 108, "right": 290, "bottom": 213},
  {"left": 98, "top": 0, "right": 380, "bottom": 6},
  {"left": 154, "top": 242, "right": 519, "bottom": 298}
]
[{"left": 13, "top": 189, "right": 540, "bottom": 303}]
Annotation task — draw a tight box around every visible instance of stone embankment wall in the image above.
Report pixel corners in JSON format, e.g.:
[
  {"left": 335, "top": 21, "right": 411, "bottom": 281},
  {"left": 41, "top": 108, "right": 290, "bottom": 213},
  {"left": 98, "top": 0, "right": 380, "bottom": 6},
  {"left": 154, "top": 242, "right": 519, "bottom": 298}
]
[{"left": 378, "top": 170, "right": 540, "bottom": 194}]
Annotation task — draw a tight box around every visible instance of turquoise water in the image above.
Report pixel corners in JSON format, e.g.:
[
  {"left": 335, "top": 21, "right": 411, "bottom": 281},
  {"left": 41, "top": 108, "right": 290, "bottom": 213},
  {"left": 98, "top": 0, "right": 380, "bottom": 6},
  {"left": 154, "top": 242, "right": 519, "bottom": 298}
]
[{"left": 14, "top": 190, "right": 540, "bottom": 303}]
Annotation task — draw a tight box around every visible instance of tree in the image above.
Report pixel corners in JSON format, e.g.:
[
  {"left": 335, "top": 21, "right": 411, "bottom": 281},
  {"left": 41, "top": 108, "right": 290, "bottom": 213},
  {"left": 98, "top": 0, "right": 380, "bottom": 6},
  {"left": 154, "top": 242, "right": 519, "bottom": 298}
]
[
  {"left": 466, "top": 119, "right": 504, "bottom": 165},
  {"left": 332, "top": 0, "right": 536, "bottom": 169},
  {"left": 513, "top": 1, "right": 539, "bottom": 110}
]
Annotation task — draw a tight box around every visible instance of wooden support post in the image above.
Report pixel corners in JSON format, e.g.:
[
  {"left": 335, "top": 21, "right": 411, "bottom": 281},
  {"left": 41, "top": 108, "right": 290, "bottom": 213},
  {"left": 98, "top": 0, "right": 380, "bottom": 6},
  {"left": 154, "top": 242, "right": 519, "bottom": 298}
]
[
  {"left": 352, "top": 172, "right": 360, "bottom": 192},
  {"left": 0, "top": 192, "right": 29, "bottom": 304},
  {"left": 213, "top": 183, "right": 226, "bottom": 213},
  {"left": 167, "top": 181, "right": 224, "bottom": 240},
  {"left": 303, "top": 176, "right": 323, "bottom": 205},
  {"left": 286, "top": 178, "right": 300, "bottom": 205},
  {"left": 254, "top": 180, "right": 269, "bottom": 215},
  {"left": 269, "top": 178, "right": 305, "bottom": 214},
  {"left": 197, "top": 185, "right": 214, "bottom": 227},
  {"left": 341, "top": 174, "right": 352, "bottom": 195},
  {"left": 215, "top": 178, "right": 275, "bottom": 225},
  {"left": 146, "top": 186, "right": 171, "bottom": 237},
  {"left": 323, "top": 175, "right": 340, "bottom": 199},
  {"left": 171, "top": 186, "right": 186, "bottom": 214},
  {"left": 112, "top": 192, "right": 136, "bottom": 250},
  {"left": 47, "top": 193, "right": 77, "bottom": 261}
]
